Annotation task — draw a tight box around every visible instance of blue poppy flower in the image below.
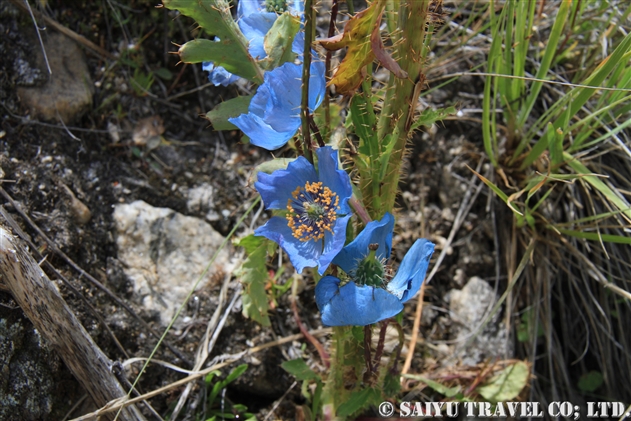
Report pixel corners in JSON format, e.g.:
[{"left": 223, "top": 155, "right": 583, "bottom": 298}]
[
  {"left": 315, "top": 213, "right": 435, "bottom": 326},
  {"left": 203, "top": 0, "right": 304, "bottom": 86},
  {"left": 254, "top": 146, "right": 352, "bottom": 274},
  {"left": 228, "top": 60, "right": 325, "bottom": 150}
]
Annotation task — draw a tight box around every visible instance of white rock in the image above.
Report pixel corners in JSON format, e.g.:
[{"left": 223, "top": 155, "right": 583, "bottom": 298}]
[
  {"left": 113, "top": 200, "right": 233, "bottom": 325},
  {"left": 445, "top": 277, "right": 511, "bottom": 366}
]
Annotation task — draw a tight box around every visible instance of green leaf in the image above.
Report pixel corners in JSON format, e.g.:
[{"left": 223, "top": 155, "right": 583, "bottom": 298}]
[
  {"left": 404, "top": 375, "right": 462, "bottom": 398},
  {"left": 236, "top": 234, "right": 271, "bottom": 326},
  {"left": 578, "top": 371, "right": 603, "bottom": 392},
  {"left": 178, "top": 39, "right": 260, "bottom": 82},
  {"left": 410, "top": 106, "right": 458, "bottom": 130},
  {"left": 337, "top": 388, "right": 381, "bottom": 418},
  {"left": 225, "top": 364, "right": 249, "bottom": 384},
  {"left": 154, "top": 67, "right": 173, "bottom": 81},
  {"left": 281, "top": 359, "right": 319, "bottom": 382},
  {"left": 260, "top": 12, "right": 300, "bottom": 70},
  {"left": 476, "top": 361, "right": 529, "bottom": 402},
  {"left": 206, "top": 95, "right": 253, "bottom": 130},
  {"left": 248, "top": 158, "right": 297, "bottom": 184},
  {"left": 162, "top": 0, "right": 263, "bottom": 83}
]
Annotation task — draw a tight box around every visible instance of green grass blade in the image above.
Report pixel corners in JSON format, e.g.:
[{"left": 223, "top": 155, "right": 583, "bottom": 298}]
[
  {"left": 515, "top": 0, "right": 571, "bottom": 130},
  {"left": 521, "top": 31, "right": 631, "bottom": 169},
  {"left": 564, "top": 152, "right": 631, "bottom": 222},
  {"left": 554, "top": 229, "right": 631, "bottom": 245}
]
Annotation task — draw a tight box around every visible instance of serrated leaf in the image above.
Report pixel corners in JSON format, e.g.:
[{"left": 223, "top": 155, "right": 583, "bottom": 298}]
[
  {"left": 162, "top": 0, "right": 263, "bottom": 83},
  {"left": 411, "top": 106, "right": 458, "bottom": 130},
  {"left": 236, "top": 234, "right": 271, "bottom": 326},
  {"left": 318, "top": 0, "right": 386, "bottom": 94},
  {"left": 206, "top": 95, "right": 253, "bottom": 130},
  {"left": 476, "top": 361, "right": 529, "bottom": 402},
  {"left": 281, "top": 359, "right": 319, "bottom": 382},
  {"left": 337, "top": 388, "right": 381, "bottom": 418},
  {"left": 260, "top": 12, "right": 300, "bottom": 70},
  {"left": 248, "top": 157, "right": 297, "bottom": 185}
]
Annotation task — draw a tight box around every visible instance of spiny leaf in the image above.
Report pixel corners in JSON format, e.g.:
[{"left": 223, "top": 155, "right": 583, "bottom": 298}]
[
  {"left": 162, "top": 0, "right": 263, "bottom": 83},
  {"left": 410, "top": 106, "right": 458, "bottom": 130},
  {"left": 370, "top": 16, "right": 407, "bottom": 79},
  {"left": 260, "top": 12, "right": 300, "bottom": 70},
  {"left": 178, "top": 39, "right": 260, "bottom": 82},
  {"left": 235, "top": 234, "right": 271, "bottom": 326},
  {"left": 318, "top": 0, "right": 388, "bottom": 94}
]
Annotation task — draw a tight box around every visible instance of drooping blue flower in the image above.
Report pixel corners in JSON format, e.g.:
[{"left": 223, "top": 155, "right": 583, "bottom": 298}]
[
  {"left": 203, "top": 0, "right": 304, "bottom": 86},
  {"left": 315, "top": 213, "right": 435, "bottom": 326},
  {"left": 228, "top": 60, "right": 325, "bottom": 150},
  {"left": 202, "top": 61, "right": 241, "bottom": 86},
  {"left": 254, "top": 146, "right": 352, "bottom": 274}
]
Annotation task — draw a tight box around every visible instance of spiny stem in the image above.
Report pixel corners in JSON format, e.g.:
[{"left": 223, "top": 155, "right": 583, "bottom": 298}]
[
  {"left": 309, "top": 114, "right": 325, "bottom": 147},
  {"left": 301, "top": 0, "right": 315, "bottom": 163},
  {"left": 378, "top": 0, "right": 430, "bottom": 214},
  {"left": 323, "top": 0, "right": 339, "bottom": 141}
]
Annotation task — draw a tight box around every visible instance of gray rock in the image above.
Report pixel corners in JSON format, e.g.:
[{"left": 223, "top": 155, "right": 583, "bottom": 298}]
[
  {"left": 16, "top": 32, "right": 93, "bottom": 122},
  {"left": 445, "top": 277, "right": 511, "bottom": 366},
  {"left": 113, "top": 200, "right": 234, "bottom": 326}
]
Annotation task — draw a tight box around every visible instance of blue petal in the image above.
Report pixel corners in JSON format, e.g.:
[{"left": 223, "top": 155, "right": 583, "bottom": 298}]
[
  {"left": 386, "top": 239, "right": 435, "bottom": 303},
  {"left": 229, "top": 61, "right": 325, "bottom": 150},
  {"left": 237, "top": 0, "right": 265, "bottom": 18},
  {"left": 315, "top": 277, "right": 404, "bottom": 326},
  {"left": 318, "top": 214, "right": 351, "bottom": 275},
  {"left": 291, "top": 30, "right": 305, "bottom": 56},
  {"left": 288, "top": 0, "right": 304, "bottom": 16},
  {"left": 229, "top": 112, "right": 298, "bottom": 150},
  {"left": 254, "top": 156, "right": 317, "bottom": 209},
  {"left": 332, "top": 213, "right": 394, "bottom": 274},
  {"left": 203, "top": 63, "right": 240, "bottom": 86},
  {"left": 308, "top": 60, "right": 326, "bottom": 111},
  {"left": 255, "top": 217, "right": 320, "bottom": 273},
  {"left": 316, "top": 146, "right": 352, "bottom": 214},
  {"left": 239, "top": 12, "right": 278, "bottom": 59}
]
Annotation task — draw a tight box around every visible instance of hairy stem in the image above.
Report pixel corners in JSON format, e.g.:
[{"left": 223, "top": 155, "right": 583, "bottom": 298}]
[{"left": 377, "top": 0, "right": 430, "bottom": 214}]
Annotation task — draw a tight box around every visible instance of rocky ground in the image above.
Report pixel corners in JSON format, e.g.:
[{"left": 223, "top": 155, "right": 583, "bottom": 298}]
[{"left": 0, "top": 1, "right": 516, "bottom": 420}]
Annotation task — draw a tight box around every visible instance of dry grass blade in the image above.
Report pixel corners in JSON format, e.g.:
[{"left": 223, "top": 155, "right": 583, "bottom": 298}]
[{"left": 68, "top": 328, "right": 332, "bottom": 421}]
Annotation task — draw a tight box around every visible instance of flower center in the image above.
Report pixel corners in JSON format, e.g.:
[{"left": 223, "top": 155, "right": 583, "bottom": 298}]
[
  {"left": 354, "top": 245, "right": 386, "bottom": 287},
  {"left": 265, "top": 0, "right": 288, "bottom": 12},
  {"left": 286, "top": 181, "right": 339, "bottom": 242}
]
